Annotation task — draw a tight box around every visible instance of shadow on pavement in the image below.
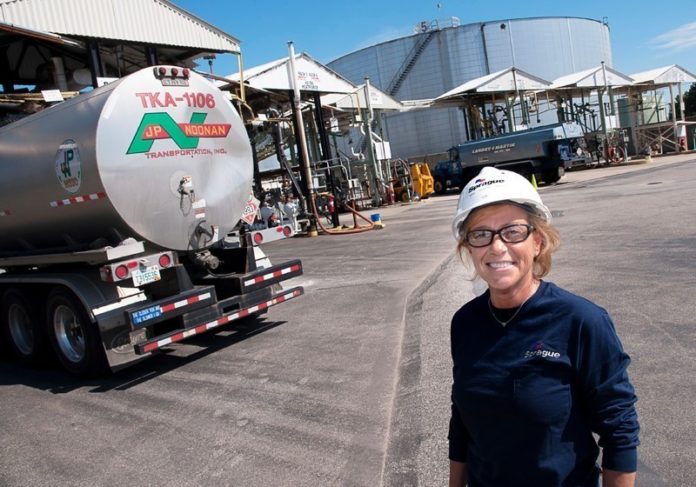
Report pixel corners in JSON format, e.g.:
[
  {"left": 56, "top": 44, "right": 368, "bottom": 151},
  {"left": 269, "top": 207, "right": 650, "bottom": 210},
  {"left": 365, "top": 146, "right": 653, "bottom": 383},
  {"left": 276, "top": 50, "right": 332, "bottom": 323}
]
[{"left": 0, "top": 316, "right": 286, "bottom": 394}]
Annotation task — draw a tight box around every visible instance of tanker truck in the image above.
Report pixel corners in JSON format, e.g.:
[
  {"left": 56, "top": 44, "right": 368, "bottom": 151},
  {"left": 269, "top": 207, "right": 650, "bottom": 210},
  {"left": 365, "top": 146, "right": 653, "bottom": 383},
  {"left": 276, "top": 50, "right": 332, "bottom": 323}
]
[
  {"left": 0, "top": 66, "right": 303, "bottom": 375},
  {"left": 432, "top": 122, "right": 591, "bottom": 193}
]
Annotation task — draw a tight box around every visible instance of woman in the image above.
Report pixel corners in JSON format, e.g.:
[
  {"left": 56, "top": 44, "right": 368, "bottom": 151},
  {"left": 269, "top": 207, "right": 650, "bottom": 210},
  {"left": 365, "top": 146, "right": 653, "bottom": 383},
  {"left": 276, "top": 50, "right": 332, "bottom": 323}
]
[{"left": 448, "top": 167, "right": 639, "bottom": 487}]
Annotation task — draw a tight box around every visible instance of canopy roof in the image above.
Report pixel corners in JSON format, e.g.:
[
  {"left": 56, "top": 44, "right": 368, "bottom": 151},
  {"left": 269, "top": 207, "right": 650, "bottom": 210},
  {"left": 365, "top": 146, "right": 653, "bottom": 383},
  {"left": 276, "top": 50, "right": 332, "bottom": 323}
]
[
  {"left": 550, "top": 64, "right": 634, "bottom": 90},
  {"left": 322, "top": 83, "right": 403, "bottom": 111},
  {"left": 436, "top": 67, "right": 551, "bottom": 101},
  {"left": 629, "top": 64, "right": 696, "bottom": 86},
  {"left": 227, "top": 52, "right": 356, "bottom": 94},
  {"left": 0, "top": 0, "right": 242, "bottom": 88}
]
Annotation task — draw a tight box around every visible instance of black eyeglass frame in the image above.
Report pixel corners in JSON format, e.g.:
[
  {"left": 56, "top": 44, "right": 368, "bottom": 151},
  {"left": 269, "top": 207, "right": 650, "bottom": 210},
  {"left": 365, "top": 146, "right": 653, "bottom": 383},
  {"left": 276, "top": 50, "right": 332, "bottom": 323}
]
[{"left": 464, "top": 223, "right": 535, "bottom": 248}]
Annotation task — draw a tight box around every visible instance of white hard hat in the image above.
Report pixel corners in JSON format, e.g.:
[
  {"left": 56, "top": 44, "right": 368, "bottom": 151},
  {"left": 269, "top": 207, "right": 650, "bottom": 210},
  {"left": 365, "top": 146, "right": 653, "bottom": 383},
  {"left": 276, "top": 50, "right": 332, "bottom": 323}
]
[{"left": 451, "top": 166, "right": 551, "bottom": 240}]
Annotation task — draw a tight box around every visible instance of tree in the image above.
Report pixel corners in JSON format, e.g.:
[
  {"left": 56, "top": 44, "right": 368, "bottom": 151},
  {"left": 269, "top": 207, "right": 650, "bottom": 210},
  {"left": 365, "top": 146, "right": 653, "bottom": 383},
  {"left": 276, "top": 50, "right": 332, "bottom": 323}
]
[{"left": 675, "top": 83, "right": 696, "bottom": 119}]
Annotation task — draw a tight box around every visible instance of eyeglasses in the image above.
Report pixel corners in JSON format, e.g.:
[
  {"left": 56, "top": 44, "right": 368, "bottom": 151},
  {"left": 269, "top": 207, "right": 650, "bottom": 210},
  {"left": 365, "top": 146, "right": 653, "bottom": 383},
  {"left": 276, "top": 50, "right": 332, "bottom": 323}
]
[{"left": 464, "top": 223, "right": 535, "bottom": 248}]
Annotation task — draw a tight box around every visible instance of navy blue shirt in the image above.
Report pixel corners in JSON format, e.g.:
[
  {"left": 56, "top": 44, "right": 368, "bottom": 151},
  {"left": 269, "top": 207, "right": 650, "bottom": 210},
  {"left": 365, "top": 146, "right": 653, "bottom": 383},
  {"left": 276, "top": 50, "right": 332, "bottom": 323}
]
[{"left": 449, "top": 281, "right": 639, "bottom": 486}]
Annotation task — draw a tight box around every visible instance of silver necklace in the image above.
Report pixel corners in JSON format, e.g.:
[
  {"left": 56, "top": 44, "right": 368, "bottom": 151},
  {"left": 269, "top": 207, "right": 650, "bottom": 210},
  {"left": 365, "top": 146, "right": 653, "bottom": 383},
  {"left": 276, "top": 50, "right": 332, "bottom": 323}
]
[
  {"left": 487, "top": 298, "right": 524, "bottom": 326},
  {"left": 488, "top": 282, "right": 540, "bottom": 326}
]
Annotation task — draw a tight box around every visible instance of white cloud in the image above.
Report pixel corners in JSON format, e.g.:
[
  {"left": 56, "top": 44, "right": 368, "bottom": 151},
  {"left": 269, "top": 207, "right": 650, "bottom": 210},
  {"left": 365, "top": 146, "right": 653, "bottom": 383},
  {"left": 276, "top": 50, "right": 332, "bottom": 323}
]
[{"left": 653, "top": 22, "right": 696, "bottom": 51}]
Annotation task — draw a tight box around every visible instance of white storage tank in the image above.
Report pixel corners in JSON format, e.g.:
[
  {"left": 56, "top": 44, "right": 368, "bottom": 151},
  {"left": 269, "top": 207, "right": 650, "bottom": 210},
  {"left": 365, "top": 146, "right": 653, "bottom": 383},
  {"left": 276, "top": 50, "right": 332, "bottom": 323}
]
[{"left": 328, "top": 17, "right": 613, "bottom": 159}]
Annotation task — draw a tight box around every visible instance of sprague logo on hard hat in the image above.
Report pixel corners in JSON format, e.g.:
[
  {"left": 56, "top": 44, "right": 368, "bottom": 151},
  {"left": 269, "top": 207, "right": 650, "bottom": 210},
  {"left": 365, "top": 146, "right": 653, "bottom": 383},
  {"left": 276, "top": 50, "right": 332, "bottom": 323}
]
[
  {"left": 127, "top": 112, "right": 231, "bottom": 155},
  {"left": 468, "top": 177, "right": 505, "bottom": 193}
]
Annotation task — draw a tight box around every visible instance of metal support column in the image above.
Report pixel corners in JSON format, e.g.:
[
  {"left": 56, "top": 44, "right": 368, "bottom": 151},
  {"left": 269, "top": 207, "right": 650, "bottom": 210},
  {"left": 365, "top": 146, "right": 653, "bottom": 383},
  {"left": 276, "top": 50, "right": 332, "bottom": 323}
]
[
  {"left": 87, "top": 40, "right": 104, "bottom": 88},
  {"left": 145, "top": 46, "right": 159, "bottom": 66},
  {"left": 287, "top": 42, "right": 317, "bottom": 235},
  {"left": 313, "top": 92, "right": 340, "bottom": 226}
]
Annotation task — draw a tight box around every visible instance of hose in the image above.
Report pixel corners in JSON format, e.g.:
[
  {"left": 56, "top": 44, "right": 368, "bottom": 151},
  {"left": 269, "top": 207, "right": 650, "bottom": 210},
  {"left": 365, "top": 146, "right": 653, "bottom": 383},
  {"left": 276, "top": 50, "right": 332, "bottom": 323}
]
[{"left": 310, "top": 194, "right": 375, "bottom": 235}]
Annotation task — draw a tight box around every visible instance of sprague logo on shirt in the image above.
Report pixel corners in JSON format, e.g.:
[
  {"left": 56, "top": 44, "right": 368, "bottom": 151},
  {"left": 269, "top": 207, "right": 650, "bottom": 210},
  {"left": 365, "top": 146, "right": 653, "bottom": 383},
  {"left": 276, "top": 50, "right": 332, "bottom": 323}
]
[{"left": 524, "top": 342, "right": 561, "bottom": 359}]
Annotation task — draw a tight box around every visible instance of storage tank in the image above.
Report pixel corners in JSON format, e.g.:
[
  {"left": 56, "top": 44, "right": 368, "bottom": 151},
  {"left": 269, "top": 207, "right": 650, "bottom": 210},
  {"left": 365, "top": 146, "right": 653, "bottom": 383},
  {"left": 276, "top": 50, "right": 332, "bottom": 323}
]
[
  {"left": 328, "top": 16, "right": 613, "bottom": 159},
  {"left": 0, "top": 66, "right": 252, "bottom": 254}
]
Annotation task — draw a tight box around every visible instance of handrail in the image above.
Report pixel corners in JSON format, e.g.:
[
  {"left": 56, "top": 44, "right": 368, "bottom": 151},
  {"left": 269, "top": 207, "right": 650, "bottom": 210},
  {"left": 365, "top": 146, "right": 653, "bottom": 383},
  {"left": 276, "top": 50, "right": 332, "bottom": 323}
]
[{"left": 386, "top": 30, "right": 436, "bottom": 95}]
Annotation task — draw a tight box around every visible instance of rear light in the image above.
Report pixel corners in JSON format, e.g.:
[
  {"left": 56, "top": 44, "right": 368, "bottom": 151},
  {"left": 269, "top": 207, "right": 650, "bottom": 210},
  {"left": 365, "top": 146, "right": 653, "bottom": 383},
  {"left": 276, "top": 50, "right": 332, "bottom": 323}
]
[
  {"left": 253, "top": 232, "right": 263, "bottom": 245},
  {"left": 159, "top": 254, "right": 172, "bottom": 268},
  {"left": 101, "top": 251, "right": 174, "bottom": 283},
  {"left": 115, "top": 265, "right": 129, "bottom": 280},
  {"left": 282, "top": 226, "right": 293, "bottom": 237},
  {"left": 153, "top": 66, "right": 189, "bottom": 83}
]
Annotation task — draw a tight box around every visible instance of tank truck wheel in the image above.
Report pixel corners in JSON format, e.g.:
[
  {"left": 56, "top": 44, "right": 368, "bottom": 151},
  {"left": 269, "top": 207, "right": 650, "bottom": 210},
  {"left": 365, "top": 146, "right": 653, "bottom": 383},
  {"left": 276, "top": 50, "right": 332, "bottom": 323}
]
[
  {"left": 1, "top": 288, "right": 48, "bottom": 364},
  {"left": 434, "top": 179, "right": 447, "bottom": 195},
  {"left": 46, "top": 288, "right": 105, "bottom": 376}
]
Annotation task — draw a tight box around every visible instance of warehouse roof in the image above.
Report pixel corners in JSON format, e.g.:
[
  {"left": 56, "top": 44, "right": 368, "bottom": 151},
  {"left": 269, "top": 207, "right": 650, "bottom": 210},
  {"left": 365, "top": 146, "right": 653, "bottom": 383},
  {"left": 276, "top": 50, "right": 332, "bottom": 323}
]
[{"left": 0, "top": 0, "right": 239, "bottom": 53}]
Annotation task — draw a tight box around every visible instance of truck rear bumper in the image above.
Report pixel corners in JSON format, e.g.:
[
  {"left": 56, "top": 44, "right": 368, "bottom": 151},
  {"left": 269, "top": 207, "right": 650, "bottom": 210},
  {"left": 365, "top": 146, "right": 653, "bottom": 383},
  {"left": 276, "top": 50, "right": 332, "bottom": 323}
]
[
  {"left": 99, "top": 260, "right": 304, "bottom": 371},
  {"left": 133, "top": 286, "right": 303, "bottom": 355}
]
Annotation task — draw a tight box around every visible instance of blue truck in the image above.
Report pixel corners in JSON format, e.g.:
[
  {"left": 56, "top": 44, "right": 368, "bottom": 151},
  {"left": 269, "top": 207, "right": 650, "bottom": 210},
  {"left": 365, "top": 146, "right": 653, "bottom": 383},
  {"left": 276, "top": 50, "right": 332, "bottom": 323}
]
[{"left": 432, "top": 122, "right": 590, "bottom": 193}]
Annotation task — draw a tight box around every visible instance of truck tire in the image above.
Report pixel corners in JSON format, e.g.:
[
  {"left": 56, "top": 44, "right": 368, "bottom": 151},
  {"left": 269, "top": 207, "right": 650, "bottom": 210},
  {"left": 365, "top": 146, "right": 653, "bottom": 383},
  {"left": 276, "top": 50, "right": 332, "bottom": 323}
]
[
  {"left": 543, "top": 166, "right": 565, "bottom": 184},
  {"left": 46, "top": 288, "right": 105, "bottom": 376},
  {"left": 434, "top": 178, "right": 447, "bottom": 195},
  {"left": 1, "top": 288, "right": 48, "bottom": 364}
]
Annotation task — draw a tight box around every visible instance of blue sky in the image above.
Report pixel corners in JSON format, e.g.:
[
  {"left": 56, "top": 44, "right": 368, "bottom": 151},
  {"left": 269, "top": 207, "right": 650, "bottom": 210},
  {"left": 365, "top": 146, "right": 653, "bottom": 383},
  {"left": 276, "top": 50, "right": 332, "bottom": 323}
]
[{"left": 172, "top": 0, "right": 696, "bottom": 79}]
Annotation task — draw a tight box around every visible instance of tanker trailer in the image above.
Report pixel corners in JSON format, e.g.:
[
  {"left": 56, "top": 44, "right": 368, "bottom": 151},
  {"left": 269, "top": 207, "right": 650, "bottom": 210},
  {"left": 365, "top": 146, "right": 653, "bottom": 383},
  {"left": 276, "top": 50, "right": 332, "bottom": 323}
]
[
  {"left": 0, "top": 66, "right": 303, "bottom": 375},
  {"left": 432, "top": 122, "right": 591, "bottom": 193}
]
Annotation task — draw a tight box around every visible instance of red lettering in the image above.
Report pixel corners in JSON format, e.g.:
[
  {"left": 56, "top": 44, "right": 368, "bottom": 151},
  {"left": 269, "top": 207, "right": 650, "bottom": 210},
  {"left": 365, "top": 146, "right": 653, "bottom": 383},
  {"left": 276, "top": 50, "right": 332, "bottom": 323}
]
[
  {"left": 163, "top": 92, "right": 177, "bottom": 107},
  {"left": 135, "top": 93, "right": 149, "bottom": 108},
  {"left": 148, "top": 93, "right": 165, "bottom": 107}
]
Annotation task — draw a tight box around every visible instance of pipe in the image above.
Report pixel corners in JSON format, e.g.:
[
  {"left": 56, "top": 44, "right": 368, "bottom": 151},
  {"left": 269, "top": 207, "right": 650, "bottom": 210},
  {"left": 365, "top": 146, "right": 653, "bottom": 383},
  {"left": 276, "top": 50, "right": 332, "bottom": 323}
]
[
  {"left": 51, "top": 57, "right": 68, "bottom": 92},
  {"left": 310, "top": 194, "right": 374, "bottom": 235},
  {"left": 287, "top": 42, "right": 318, "bottom": 235}
]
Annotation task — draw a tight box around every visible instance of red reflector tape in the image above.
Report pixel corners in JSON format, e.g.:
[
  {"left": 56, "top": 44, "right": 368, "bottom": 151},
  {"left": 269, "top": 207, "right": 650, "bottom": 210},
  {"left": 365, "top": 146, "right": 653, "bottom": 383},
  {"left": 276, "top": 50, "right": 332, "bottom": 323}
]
[
  {"left": 159, "top": 292, "right": 212, "bottom": 313},
  {"left": 50, "top": 191, "right": 107, "bottom": 208},
  {"left": 243, "top": 264, "right": 301, "bottom": 287},
  {"left": 140, "top": 289, "right": 302, "bottom": 354}
]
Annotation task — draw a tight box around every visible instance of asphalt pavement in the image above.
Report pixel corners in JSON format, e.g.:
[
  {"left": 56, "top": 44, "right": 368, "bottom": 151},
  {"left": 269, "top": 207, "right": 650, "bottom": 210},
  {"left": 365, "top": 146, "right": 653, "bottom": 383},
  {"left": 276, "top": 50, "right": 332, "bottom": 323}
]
[{"left": 1, "top": 153, "right": 694, "bottom": 486}]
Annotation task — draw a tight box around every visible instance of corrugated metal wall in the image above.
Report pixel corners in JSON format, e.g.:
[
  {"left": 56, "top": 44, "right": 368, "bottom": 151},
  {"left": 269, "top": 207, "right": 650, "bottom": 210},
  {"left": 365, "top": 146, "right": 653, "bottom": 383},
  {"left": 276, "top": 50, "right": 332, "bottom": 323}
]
[{"left": 329, "top": 17, "right": 612, "bottom": 159}]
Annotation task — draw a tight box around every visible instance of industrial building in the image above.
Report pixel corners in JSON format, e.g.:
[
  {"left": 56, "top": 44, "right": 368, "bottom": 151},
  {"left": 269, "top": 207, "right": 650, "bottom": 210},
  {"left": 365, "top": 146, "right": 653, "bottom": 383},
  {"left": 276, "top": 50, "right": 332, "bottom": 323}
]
[{"left": 328, "top": 16, "right": 613, "bottom": 159}]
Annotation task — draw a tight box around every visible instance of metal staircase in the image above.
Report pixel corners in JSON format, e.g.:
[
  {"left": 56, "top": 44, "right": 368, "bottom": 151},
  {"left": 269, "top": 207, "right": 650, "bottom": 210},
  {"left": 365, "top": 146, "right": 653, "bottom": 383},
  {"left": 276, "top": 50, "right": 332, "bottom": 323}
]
[{"left": 386, "top": 31, "right": 436, "bottom": 97}]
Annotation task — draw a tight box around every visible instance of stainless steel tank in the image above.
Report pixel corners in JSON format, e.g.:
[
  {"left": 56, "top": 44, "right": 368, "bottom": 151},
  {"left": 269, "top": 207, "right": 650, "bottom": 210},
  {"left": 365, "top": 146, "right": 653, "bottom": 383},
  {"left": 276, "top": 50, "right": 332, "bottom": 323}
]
[{"left": 0, "top": 66, "right": 253, "bottom": 253}]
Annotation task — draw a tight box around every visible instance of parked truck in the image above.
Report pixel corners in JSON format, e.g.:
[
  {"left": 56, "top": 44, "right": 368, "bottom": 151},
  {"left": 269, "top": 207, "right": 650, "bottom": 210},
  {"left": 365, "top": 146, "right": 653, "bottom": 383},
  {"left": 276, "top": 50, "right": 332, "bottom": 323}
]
[
  {"left": 432, "top": 122, "right": 590, "bottom": 193},
  {"left": 0, "top": 66, "right": 303, "bottom": 375}
]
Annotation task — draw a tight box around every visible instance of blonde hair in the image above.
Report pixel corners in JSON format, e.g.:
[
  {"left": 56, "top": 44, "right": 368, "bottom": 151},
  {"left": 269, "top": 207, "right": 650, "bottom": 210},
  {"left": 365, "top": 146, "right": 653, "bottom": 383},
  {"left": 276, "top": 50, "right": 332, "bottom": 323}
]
[{"left": 455, "top": 206, "right": 560, "bottom": 279}]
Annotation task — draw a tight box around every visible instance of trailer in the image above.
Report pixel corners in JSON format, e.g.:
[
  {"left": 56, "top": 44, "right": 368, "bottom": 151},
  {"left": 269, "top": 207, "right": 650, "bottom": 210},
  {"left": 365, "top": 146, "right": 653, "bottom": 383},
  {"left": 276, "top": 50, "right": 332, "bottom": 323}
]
[
  {"left": 0, "top": 66, "right": 303, "bottom": 375},
  {"left": 432, "top": 122, "right": 590, "bottom": 193}
]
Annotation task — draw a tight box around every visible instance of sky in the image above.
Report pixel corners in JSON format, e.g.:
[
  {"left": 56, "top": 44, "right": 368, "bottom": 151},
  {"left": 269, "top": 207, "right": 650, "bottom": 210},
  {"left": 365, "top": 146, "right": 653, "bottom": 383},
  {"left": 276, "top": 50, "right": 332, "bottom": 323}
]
[{"left": 171, "top": 0, "right": 696, "bottom": 80}]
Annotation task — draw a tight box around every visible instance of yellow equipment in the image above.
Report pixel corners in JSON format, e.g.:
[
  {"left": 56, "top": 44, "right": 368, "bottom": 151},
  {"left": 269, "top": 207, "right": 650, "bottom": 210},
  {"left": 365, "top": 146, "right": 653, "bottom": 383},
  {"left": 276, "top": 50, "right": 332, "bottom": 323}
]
[{"left": 391, "top": 160, "right": 435, "bottom": 202}]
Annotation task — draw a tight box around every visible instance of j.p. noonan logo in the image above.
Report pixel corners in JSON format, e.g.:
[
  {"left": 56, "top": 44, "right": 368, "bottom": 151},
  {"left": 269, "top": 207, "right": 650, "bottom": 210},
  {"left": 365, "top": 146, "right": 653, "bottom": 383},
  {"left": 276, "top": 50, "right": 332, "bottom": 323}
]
[{"left": 127, "top": 112, "right": 231, "bottom": 154}]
